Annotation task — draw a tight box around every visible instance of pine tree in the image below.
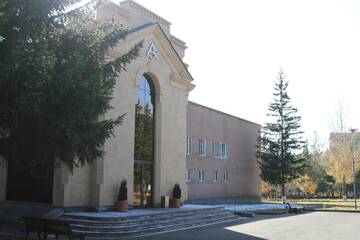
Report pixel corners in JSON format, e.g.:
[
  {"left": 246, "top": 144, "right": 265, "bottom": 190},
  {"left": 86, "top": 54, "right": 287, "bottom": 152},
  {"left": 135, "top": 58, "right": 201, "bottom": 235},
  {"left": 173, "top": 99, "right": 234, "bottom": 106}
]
[
  {"left": 258, "top": 70, "right": 306, "bottom": 202},
  {"left": 0, "top": 0, "right": 142, "bottom": 171}
]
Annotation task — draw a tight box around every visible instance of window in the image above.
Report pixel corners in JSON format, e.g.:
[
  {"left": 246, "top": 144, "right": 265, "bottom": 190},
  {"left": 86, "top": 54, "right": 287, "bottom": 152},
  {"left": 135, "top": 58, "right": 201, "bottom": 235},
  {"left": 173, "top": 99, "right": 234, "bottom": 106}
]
[
  {"left": 213, "top": 171, "right": 218, "bottom": 182},
  {"left": 199, "top": 138, "right": 206, "bottom": 157},
  {"left": 186, "top": 136, "right": 192, "bottom": 155},
  {"left": 198, "top": 170, "right": 205, "bottom": 182},
  {"left": 213, "top": 141, "right": 229, "bottom": 159},
  {"left": 185, "top": 169, "right": 192, "bottom": 182},
  {"left": 224, "top": 171, "right": 229, "bottom": 183},
  {"left": 134, "top": 74, "right": 155, "bottom": 162}
]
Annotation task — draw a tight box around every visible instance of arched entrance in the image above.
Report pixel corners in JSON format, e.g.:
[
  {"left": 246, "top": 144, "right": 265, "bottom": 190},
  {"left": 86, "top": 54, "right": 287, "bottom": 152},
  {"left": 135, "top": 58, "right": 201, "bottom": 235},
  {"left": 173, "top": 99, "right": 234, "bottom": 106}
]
[{"left": 133, "top": 73, "right": 155, "bottom": 208}]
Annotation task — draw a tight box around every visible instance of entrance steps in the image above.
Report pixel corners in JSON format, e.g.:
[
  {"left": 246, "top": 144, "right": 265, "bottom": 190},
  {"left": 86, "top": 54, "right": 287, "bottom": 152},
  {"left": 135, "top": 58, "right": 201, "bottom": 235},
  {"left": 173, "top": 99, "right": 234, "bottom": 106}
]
[{"left": 59, "top": 206, "right": 240, "bottom": 238}]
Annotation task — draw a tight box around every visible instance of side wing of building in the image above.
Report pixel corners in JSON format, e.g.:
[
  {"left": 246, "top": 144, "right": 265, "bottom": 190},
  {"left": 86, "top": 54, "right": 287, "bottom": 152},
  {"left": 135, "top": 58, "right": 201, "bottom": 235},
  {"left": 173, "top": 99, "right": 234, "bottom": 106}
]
[{"left": 186, "top": 102, "right": 261, "bottom": 202}]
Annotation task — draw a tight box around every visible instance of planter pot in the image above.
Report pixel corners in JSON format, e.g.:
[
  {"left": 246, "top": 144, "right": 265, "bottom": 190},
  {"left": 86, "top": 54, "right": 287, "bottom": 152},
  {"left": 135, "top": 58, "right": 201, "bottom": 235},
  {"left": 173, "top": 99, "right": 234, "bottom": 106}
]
[
  {"left": 169, "top": 198, "right": 180, "bottom": 208},
  {"left": 115, "top": 200, "right": 128, "bottom": 211}
]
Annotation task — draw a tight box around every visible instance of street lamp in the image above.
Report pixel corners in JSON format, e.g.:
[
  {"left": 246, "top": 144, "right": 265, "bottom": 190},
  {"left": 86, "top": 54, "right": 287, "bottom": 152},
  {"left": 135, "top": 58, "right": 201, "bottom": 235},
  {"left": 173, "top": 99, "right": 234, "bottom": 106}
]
[{"left": 349, "top": 128, "right": 358, "bottom": 210}]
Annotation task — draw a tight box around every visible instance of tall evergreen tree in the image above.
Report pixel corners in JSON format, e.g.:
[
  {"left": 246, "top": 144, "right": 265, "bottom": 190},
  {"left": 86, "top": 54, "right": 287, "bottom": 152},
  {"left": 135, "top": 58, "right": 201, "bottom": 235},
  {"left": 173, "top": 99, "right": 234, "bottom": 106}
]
[
  {"left": 257, "top": 70, "right": 306, "bottom": 202},
  {"left": 0, "top": 0, "right": 142, "bottom": 171}
]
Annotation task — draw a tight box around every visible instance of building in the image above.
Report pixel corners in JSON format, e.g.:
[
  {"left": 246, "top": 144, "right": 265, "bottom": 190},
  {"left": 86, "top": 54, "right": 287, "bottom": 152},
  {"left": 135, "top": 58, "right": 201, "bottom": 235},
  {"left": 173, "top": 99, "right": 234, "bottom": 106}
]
[
  {"left": 186, "top": 102, "right": 260, "bottom": 202},
  {"left": 329, "top": 132, "right": 360, "bottom": 150},
  {"left": 0, "top": 0, "right": 260, "bottom": 208}
]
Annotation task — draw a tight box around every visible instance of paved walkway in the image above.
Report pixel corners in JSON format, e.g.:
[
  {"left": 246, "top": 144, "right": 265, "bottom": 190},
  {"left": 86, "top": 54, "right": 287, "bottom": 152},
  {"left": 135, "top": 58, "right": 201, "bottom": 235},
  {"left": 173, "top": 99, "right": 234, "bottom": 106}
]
[{"left": 135, "top": 211, "right": 360, "bottom": 240}]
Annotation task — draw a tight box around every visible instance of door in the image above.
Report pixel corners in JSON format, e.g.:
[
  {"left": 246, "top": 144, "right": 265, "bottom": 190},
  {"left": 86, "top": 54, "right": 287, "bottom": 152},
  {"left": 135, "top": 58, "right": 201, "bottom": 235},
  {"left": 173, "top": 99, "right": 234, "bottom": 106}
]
[
  {"left": 133, "top": 161, "right": 153, "bottom": 207},
  {"left": 7, "top": 161, "right": 53, "bottom": 203}
]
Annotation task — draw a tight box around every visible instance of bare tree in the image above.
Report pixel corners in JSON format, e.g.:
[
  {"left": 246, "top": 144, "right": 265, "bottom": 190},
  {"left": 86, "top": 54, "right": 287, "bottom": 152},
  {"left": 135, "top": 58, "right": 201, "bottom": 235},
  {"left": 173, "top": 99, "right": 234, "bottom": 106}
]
[
  {"left": 328, "top": 100, "right": 352, "bottom": 199},
  {"left": 330, "top": 100, "right": 348, "bottom": 133}
]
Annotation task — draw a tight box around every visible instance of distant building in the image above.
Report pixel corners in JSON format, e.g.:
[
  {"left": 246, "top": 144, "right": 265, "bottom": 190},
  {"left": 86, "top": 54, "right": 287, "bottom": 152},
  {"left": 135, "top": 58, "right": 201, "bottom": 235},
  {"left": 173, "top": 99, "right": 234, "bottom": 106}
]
[{"left": 329, "top": 132, "right": 360, "bottom": 150}]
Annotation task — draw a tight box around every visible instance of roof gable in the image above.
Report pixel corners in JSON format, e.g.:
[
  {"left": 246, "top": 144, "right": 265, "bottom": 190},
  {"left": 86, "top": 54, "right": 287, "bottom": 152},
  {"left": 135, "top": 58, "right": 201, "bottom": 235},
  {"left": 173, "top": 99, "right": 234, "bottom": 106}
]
[{"left": 128, "top": 23, "right": 194, "bottom": 83}]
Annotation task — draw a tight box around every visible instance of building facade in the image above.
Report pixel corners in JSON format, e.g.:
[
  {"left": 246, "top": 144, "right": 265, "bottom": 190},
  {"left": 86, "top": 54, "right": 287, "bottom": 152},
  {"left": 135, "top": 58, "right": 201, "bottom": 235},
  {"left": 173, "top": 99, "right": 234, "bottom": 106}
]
[
  {"left": 186, "top": 102, "right": 261, "bottom": 201},
  {"left": 0, "top": 0, "right": 260, "bottom": 208}
]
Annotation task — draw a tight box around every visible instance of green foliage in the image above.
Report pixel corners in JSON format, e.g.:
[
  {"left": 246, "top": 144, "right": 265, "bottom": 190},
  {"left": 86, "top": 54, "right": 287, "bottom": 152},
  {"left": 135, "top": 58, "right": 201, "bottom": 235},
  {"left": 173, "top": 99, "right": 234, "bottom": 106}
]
[
  {"left": 117, "top": 180, "right": 127, "bottom": 201},
  {"left": 353, "top": 169, "right": 360, "bottom": 197},
  {"left": 258, "top": 70, "right": 306, "bottom": 197},
  {"left": 134, "top": 103, "right": 154, "bottom": 161},
  {"left": 172, "top": 183, "right": 181, "bottom": 199},
  {"left": 304, "top": 144, "right": 336, "bottom": 196},
  {"left": 0, "top": 0, "right": 143, "bottom": 171},
  {"left": 316, "top": 174, "right": 336, "bottom": 196}
]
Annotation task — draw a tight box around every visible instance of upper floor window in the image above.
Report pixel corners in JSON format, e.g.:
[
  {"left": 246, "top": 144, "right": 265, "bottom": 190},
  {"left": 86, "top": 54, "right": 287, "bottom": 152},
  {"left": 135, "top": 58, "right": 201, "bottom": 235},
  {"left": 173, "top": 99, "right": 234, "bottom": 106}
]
[
  {"left": 213, "top": 141, "right": 229, "bottom": 159},
  {"left": 198, "top": 170, "right": 205, "bottom": 182},
  {"left": 185, "top": 169, "right": 192, "bottom": 182},
  {"left": 199, "top": 138, "right": 206, "bottom": 157},
  {"left": 186, "top": 136, "right": 192, "bottom": 155}
]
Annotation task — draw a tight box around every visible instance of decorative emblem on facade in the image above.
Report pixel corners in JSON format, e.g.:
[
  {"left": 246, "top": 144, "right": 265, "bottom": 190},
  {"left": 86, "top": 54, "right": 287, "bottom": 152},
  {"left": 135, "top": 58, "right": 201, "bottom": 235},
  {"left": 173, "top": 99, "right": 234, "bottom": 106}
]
[{"left": 147, "top": 41, "right": 159, "bottom": 60}]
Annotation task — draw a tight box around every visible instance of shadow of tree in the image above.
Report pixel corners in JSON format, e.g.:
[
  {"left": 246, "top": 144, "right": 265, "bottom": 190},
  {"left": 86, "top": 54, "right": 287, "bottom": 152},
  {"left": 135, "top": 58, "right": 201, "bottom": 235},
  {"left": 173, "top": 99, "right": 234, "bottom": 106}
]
[{"left": 138, "top": 213, "right": 312, "bottom": 240}]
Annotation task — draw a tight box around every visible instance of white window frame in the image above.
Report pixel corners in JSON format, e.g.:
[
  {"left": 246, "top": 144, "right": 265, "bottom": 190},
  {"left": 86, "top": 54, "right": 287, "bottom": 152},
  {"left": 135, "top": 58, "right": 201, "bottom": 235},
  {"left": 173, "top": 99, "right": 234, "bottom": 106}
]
[
  {"left": 198, "top": 170, "right": 204, "bottom": 182},
  {"left": 225, "top": 144, "right": 229, "bottom": 159},
  {"left": 185, "top": 169, "right": 192, "bottom": 182},
  {"left": 186, "top": 136, "right": 192, "bottom": 155},
  {"left": 213, "top": 171, "right": 218, "bottom": 182},
  {"left": 213, "top": 141, "right": 216, "bottom": 157},
  {"left": 224, "top": 171, "right": 229, "bottom": 183},
  {"left": 213, "top": 141, "right": 229, "bottom": 159},
  {"left": 199, "top": 138, "right": 206, "bottom": 157}
]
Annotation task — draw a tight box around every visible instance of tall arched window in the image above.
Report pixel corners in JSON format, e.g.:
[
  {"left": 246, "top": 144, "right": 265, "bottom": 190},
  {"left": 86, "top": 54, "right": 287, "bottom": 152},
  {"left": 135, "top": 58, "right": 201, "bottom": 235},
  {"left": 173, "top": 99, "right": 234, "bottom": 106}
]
[
  {"left": 133, "top": 74, "right": 155, "bottom": 207},
  {"left": 134, "top": 74, "right": 155, "bottom": 162}
]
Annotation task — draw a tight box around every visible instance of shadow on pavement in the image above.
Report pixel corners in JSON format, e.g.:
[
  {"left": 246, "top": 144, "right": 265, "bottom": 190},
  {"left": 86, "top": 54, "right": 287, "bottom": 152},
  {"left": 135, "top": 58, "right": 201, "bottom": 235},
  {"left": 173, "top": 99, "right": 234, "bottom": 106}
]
[
  {"left": 1, "top": 212, "right": 312, "bottom": 240},
  {"left": 133, "top": 212, "right": 312, "bottom": 240}
]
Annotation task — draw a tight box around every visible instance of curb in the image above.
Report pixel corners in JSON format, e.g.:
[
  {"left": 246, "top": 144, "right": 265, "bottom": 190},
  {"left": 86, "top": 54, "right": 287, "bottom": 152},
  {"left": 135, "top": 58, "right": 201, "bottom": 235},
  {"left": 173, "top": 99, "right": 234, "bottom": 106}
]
[{"left": 305, "top": 209, "right": 360, "bottom": 213}]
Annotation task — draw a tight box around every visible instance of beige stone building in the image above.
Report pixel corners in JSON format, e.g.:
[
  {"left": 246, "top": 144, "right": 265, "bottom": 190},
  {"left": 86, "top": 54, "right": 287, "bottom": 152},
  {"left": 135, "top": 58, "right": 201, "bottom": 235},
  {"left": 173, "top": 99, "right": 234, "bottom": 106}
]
[{"left": 0, "top": 0, "right": 260, "bottom": 208}]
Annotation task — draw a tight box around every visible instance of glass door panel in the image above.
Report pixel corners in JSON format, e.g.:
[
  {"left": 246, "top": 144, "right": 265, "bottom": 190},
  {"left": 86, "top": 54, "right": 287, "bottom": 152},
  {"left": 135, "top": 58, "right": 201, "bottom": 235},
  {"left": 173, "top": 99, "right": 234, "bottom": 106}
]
[
  {"left": 143, "top": 163, "right": 152, "bottom": 207},
  {"left": 133, "top": 163, "right": 142, "bottom": 207},
  {"left": 133, "top": 161, "right": 153, "bottom": 207}
]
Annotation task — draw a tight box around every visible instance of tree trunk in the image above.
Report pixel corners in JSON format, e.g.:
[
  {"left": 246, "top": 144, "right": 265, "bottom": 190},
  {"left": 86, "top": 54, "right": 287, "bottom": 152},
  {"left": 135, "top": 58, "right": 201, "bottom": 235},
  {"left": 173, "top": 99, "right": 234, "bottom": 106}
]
[
  {"left": 342, "top": 176, "right": 347, "bottom": 200},
  {"left": 281, "top": 183, "right": 286, "bottom": 203}
]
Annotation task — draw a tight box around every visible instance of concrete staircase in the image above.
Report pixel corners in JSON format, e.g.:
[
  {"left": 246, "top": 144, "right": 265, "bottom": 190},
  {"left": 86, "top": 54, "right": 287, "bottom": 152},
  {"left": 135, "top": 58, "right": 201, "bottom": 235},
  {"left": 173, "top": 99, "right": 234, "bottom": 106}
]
[{"left": 59, "top": 206, "right": 240, "bottom": 238}]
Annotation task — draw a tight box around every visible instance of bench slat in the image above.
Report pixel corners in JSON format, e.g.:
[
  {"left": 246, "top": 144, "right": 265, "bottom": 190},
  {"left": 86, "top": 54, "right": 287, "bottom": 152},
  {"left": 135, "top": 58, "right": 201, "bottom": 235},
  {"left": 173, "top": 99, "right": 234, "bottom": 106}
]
[{"left": 23, "top": 217, "right": 84, "bottom": 240}]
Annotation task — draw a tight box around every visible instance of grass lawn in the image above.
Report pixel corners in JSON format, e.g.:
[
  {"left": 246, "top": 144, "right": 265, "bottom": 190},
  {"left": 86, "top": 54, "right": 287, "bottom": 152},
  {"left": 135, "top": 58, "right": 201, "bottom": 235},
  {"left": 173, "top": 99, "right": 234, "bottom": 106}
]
[{"left": 263, "top": 198, "right": 360, "bottom": 212}]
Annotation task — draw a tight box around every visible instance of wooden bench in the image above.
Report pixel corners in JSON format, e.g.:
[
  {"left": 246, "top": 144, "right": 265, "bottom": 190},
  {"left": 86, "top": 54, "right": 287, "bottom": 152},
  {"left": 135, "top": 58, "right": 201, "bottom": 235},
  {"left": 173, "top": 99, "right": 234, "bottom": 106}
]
[
  {"left": 23, "top": 217, "right": 84, "bottom": 240},
  {"left": 0, "top": 232, "right": 35, "bottom": 240},
  {"left": 23, "top": 217, "right": 46, "bottom": 240},
  {"left": 286, "top": 202, "right": 305, "bottom": 213}
]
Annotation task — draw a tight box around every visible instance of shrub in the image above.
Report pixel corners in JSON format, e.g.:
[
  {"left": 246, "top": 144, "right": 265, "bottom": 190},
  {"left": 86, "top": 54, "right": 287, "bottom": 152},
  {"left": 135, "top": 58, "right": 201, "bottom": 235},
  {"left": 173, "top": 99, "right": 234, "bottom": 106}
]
[
  {"left": 172, "top": 183, "right": 181, "bottom": 199},
  {"left": 118, "top": 180, "right": 127, "bottom": 201}
]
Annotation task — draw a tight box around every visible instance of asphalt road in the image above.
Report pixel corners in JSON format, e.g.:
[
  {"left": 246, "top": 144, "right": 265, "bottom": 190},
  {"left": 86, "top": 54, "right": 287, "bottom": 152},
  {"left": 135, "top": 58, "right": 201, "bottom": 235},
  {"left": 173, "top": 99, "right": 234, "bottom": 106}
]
[{"left": 134, "top": 211, "right": 360, "bottom": 240}]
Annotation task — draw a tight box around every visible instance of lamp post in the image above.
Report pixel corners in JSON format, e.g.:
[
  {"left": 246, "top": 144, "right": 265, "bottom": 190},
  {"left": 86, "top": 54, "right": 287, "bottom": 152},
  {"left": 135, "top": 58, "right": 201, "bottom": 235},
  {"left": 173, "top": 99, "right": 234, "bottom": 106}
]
[{"left": 349, "top": 128, "right": 358, "bottom": 210}]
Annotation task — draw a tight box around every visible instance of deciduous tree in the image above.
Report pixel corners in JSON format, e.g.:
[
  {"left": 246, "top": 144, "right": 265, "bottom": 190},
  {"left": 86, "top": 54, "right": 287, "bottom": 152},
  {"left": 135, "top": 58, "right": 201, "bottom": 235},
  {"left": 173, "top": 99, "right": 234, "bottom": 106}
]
[
  {"left": 295, "top": 175, "right": 317, "bottom": 198},
  {"left": 327, "top": 102, "right": 360, "bottom": 198}
]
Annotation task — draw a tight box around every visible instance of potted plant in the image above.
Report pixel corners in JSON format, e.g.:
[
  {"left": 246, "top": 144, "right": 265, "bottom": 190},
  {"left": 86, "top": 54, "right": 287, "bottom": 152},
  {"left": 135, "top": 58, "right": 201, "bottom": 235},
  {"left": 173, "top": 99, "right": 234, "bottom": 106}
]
[
  {"left": 115, "top": 180, "right": 128, "bottom": 211},
  {"left": 169, "top": 183, "right": 181, "bottom": 208}
]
